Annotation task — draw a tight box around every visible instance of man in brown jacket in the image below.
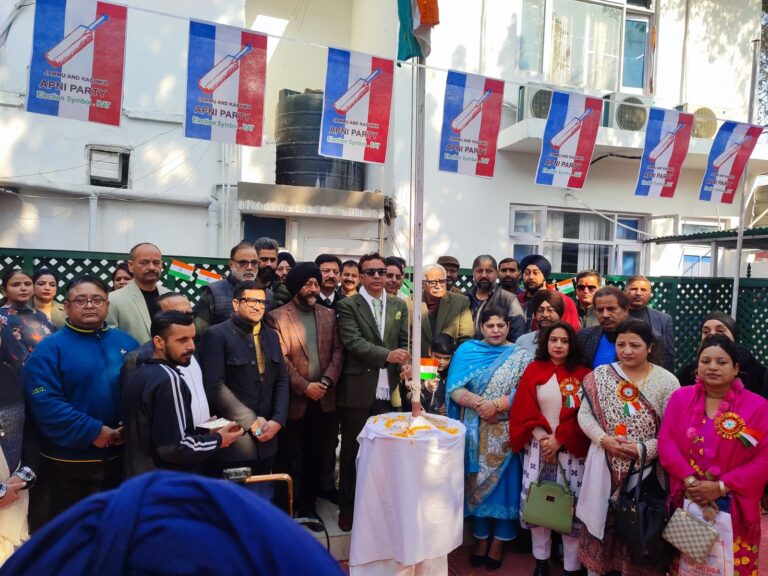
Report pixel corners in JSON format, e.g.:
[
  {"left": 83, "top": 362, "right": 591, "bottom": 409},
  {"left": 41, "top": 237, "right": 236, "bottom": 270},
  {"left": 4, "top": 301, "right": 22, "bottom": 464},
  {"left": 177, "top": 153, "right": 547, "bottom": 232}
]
[{"left": 271, "top": 263, "right": 344, "bottom": 519}]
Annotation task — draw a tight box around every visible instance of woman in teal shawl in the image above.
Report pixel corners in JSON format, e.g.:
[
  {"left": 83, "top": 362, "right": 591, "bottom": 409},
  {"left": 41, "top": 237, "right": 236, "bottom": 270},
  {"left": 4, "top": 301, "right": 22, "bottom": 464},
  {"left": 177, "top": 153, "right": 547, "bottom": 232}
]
[{"left": 447, "top": 306, "right": 532, "bottom": 570}]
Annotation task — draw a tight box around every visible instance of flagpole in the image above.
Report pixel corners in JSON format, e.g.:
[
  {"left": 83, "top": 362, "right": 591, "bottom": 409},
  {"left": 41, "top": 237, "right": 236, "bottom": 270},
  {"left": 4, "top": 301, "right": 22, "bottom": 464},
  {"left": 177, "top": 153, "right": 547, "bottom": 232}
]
[
  {"left": 730, "top": 38, "right": 759, "bottom": 319},
  {"left": 410, "top": 55, "right": 426, "bottom": 418}
]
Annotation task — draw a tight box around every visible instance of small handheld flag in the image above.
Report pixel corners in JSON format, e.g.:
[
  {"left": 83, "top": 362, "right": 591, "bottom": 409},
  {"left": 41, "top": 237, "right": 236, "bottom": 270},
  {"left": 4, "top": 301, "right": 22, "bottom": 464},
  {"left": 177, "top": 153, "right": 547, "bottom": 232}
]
[{"left": 420, "top": 358, "right": 439, "bottom": 380}]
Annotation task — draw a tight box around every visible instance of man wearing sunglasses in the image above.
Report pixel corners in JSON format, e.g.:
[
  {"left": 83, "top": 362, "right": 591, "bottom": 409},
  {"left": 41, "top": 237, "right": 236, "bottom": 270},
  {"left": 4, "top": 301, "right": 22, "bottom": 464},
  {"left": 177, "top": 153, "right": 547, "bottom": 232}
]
[
  {"left": 199, "top": 281, "right": 289, "bottom": 479},
  {"left": 336, "top": 253, "right": 410, "bottom": 532},
  {"left": 574, "top": 269, "right": 601, "bottom": 328}
]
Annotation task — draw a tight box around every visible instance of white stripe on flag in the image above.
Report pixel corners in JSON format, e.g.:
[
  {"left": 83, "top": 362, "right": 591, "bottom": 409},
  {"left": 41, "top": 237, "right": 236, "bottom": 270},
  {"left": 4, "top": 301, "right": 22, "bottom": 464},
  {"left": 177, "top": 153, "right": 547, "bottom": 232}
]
[
  {"left": 456, "top": 73, "right": 485, "bottom": 176},
  {"left": 60, "top": 0, "right": 97, "bottom": 122},
  {"left": 551, "top": 94, "right": 585, "bottom": 188},
  {"left": 343, "top": 50, "right": 372, "bottom": 163},
  {"left": 210, "top": 24, "right": 241, "bottom": 144}
]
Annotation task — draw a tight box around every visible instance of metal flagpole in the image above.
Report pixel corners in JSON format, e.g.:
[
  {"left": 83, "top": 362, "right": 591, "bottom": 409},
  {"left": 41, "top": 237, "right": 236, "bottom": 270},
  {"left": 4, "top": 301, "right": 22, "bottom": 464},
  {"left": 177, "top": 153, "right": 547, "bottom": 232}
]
[
  {"left": 730, "top": 38, "right": 760, "bottom": 319},
  {"left": 409, "top": 55, "right": 426, "bottom": 418}
]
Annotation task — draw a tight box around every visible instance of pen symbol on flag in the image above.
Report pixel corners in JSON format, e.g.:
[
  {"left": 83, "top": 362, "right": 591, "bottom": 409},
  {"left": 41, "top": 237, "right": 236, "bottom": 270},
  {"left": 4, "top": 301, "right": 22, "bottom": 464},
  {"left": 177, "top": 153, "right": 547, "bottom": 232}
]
[
  {"left": 333, "top": 68, "right": 382, "bottom": 115},
  {"left": 550, "top": 108, "right": 593, "bottom": 150},
  {"left": 198, "top": 44, "right": 253, "bottom": 95},
  {"left": 648, "top": 122, "right": 685, "bottom": 163},
  {"left": 712, "top": 135, "right": 752, "bottom": 170},
  {"left": 45, "top": 14, "right": 110, "bottom": 67},
  {"left": 450, "top": 89, "right": 493, "bottom": 133}
]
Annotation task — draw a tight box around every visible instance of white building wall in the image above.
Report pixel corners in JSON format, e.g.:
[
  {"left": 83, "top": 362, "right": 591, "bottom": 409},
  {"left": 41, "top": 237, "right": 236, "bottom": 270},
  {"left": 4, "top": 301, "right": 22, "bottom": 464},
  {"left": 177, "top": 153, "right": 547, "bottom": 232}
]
[{"left": 0, "top": 0, "right": 246, "bottom": 257}]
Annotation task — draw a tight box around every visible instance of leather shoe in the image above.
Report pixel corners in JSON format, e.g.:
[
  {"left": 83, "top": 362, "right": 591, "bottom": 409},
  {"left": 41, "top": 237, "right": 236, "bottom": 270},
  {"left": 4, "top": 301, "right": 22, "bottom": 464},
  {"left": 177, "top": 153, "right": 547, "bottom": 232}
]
[
  {"left": 532, "top": 559, "right": 550, "bottom": 576},
  {"left": 562, "top": 569, "right": 586, "bottom": 576},
  {"left": 469, "top": 538, "right": 489, "bottom": 567},
  {"left": 338, "top": 512, "right": 353, "bottom": 532}
]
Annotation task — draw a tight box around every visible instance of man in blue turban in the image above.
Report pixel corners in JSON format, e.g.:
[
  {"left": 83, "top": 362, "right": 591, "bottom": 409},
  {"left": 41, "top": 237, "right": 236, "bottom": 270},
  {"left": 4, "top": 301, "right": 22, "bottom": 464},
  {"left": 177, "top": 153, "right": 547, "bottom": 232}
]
[{"left": 0, "top": 471, "right": 343, "bottom": 575}]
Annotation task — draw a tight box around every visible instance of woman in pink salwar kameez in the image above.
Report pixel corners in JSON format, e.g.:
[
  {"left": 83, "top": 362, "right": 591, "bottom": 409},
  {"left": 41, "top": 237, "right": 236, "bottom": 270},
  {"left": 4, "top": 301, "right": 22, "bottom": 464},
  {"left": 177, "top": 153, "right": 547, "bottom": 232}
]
[{"left": 659, "top": 334, "right": 768, "bottom": 576}]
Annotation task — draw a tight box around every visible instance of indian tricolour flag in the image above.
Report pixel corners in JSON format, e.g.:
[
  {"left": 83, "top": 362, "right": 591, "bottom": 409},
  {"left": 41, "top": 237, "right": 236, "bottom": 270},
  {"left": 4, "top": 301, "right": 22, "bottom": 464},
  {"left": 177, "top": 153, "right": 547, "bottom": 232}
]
[
  {"left": 556, "top": 278, "right": 575, "bottom": 295},
  {"left": 196, "top": 268, "right": 222, "bottom": 286},
  {"left": 420, "top": 358, "right": 439, "bottom": 380},
  {"left": 167, "top": 260, "right": 194, "bottom": 282}
]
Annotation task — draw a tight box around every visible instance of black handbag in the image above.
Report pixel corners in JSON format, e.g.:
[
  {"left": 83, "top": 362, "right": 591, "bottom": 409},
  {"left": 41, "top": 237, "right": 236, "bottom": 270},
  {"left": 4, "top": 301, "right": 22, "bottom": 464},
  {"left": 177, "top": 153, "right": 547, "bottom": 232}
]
[{"left": 611, "top": 443, "right": 673, "bottom": 567}]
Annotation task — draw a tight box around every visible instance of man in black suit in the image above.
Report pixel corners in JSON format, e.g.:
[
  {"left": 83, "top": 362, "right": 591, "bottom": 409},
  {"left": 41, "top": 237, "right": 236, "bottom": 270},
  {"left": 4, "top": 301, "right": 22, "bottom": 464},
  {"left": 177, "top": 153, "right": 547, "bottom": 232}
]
[
  {"left": 199, "top": 281, "right": 289, "bottom": 477},
  {"left": 315, "top": 254, "right": 345, "bottom": 309},
  {"left": 625, "top": 275, "right": 676, "bottom": 372}
]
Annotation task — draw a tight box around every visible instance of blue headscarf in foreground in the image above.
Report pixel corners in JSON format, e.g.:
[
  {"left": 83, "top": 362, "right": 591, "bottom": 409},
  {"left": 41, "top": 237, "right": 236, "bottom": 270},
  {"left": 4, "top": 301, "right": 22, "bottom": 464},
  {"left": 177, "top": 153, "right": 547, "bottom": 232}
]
[{"left": 1, "top": 471, "right": 343, "bottom": 576}]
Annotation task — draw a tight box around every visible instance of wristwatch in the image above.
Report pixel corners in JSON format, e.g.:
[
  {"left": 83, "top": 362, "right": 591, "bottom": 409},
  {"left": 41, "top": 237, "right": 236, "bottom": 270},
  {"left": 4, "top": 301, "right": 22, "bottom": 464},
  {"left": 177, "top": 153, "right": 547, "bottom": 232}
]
[
  {"left": 14, "top": 466, "right": 36, "bottom": 489},
  {"left": 0, "top": 483, "right": 6, "bottom": 499}
]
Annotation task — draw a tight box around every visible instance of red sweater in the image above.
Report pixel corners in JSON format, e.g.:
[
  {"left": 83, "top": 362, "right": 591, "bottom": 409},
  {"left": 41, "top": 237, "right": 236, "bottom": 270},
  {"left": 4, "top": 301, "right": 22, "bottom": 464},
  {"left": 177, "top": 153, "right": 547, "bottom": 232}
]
[{"left": 509, "top": 360, "right": 591, "bottom": 458}]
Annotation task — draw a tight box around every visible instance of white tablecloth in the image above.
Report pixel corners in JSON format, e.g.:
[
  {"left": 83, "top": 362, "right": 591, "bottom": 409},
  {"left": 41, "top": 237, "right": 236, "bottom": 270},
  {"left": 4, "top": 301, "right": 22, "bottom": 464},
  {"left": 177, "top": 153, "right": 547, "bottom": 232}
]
[{"left": 349, "top": 413, "right": 465, "bottom": 572}]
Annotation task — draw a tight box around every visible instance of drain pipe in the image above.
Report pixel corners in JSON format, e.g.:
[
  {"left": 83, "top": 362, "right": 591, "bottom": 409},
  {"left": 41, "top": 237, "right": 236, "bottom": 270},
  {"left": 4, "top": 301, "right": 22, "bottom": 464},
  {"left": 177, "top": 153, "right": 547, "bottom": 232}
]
[{"left": 88, "top": 194, "right": 98, "bottom": 250}]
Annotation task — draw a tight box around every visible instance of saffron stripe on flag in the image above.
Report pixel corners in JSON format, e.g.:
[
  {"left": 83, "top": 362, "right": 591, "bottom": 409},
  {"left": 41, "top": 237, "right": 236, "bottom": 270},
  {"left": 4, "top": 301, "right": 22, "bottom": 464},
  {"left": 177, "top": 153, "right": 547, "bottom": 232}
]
[{"left": 168, "top": 260, "right": 195, "bottom": 281}]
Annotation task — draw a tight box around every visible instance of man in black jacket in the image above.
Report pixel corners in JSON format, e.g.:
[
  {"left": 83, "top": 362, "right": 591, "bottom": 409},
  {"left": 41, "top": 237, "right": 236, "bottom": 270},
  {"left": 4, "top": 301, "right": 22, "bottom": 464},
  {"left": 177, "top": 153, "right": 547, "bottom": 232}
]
[
  {"left": 122, "top": 311, "right": 243, "bottom": 478},
  {"left": 200, "top": 281, "right": 290, "bottom": 477}
]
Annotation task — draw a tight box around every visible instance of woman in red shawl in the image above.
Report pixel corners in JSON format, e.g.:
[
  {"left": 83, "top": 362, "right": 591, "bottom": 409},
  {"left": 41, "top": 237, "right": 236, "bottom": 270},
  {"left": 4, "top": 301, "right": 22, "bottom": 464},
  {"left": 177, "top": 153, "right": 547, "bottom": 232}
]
[
  {"left": 659, "top": 334, "right": 768, "bottom": 576},
  {"left": 510, "top": 321, "right": 591, "bottom": 576}
]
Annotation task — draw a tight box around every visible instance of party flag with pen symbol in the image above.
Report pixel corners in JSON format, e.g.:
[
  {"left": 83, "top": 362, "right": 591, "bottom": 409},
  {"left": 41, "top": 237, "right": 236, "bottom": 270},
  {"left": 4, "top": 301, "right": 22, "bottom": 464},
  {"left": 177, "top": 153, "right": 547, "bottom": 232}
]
[
  {"left": 27, "top": 0, "right": 127, "bottom": 126},
  {"left": 699, "top": 121, "right": 763, "bottom": 204},
  {"left": 635, "top": 108, "right": 694, "bottom": 199},
  {"left": 535, "top": 91, "right": 603, "bottom": 189}
]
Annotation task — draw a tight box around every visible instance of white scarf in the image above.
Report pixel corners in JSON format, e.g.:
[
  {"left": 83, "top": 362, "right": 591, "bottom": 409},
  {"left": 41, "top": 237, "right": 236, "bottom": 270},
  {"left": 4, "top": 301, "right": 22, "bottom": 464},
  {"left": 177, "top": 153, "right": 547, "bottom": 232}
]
[{"left": 575, "top": 442, "right": 611, "bottom": 540}]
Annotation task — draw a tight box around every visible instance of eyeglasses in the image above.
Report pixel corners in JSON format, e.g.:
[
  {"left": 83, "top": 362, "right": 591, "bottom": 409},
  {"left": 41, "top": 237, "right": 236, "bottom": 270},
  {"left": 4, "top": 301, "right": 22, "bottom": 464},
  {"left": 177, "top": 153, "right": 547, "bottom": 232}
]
[
  {"left": 361, "top": 268, "right": 387, "bottom": 277},
  {"left": 386, "top": 273, "right": 403, "bottom": 280},
  {"left": 234, "top": 259, "right": 259, "bottom": 268},
  {"left": 424, "top": 279, "right": 447, "bottom": 287},
  {"left": 576, "top": 284, "right": 599, "bottom": 292},
  {"left": 238, "top": 297, "right": 267, "bottom": 308},
  {"left": 68, "top": 296, "right": 107, "bottom": 307}
]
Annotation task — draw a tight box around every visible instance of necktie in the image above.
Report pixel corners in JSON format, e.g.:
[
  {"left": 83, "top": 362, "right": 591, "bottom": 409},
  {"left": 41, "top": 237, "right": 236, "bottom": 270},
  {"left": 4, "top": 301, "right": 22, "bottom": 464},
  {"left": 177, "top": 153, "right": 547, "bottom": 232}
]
[
  {"left": 324, "top": 297, "right": 332, "bottom": 307},
  {"left": 372, "top": 298, "right": 383, "bottom": 330}
]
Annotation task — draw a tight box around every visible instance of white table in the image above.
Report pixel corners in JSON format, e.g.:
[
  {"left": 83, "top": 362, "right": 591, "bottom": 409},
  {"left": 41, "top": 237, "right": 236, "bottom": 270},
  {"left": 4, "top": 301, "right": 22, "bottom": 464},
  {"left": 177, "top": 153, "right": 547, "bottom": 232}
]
[{"left": 349, "top": 413, "right": 465, "bottom": 575}]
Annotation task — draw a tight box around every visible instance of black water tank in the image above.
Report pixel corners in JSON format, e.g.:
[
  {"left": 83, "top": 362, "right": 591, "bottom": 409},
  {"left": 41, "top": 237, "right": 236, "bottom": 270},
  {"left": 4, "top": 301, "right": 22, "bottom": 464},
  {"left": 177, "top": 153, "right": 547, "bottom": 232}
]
[{"left": 275, "top": 89, "right": 365, "bottom": 191}]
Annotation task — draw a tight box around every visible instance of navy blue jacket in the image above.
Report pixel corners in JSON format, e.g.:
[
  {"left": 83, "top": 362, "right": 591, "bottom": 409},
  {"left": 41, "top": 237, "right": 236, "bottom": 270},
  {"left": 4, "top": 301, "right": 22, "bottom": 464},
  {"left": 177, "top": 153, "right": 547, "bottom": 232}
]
[{"left": 23, "top": 323, "right": 138, "bottom": 461}]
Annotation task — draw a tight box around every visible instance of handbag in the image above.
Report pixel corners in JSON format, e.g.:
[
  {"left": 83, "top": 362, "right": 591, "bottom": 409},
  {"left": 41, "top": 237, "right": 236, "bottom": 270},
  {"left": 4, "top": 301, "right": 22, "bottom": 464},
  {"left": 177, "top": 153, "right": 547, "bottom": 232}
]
[
  {"left": 662, "top": 503, "right": 719, "bottom": 563},
  {"left": 611, "top": 443, "right": 673, "bottom": 567},
  {"left": 522, "top": 457, "right": 574, "bottom": 534}
]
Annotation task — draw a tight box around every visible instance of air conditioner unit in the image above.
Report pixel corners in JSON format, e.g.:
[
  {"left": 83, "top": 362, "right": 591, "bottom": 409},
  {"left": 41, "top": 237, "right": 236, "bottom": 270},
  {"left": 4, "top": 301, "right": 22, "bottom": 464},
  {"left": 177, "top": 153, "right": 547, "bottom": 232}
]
[
  {"left": 603, "top": 93, "right": 653, "bottom": 131},
  {"left": 675, "top": 104, "right": 730, "bottom": 139},
  {"left": 517, "top": 84, "right": 555, "bottom": 122}
]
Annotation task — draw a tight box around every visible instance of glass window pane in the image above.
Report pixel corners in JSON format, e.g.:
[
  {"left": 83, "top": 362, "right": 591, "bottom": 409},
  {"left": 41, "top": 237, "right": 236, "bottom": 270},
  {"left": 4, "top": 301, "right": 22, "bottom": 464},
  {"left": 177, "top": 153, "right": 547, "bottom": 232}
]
[
  {"left": 550, "top": 0, "right": 622, "bottom": 90},
  {"left": 622, "top": 19, "right": 648, "bottom": 89},
  {"left": 682, "top": 223, "right": 718, "bottom": 235},
  {"left": 621, "top": 251, "right": 640, "bottom": 275},
  {"left": 617, "top": 218, "right": 639, "bottom": 240},
  {"left": 545, "top": 241, "right": 609, "bottom": 274},
  {"left": 513, "top": 210, "right": 542, "bottom": 234},
  {"left": 520, "top": 0, "right": 545, "bottom": 72},
  {"left": 514, "top": 244, "right": 538, "bottom": 260}
]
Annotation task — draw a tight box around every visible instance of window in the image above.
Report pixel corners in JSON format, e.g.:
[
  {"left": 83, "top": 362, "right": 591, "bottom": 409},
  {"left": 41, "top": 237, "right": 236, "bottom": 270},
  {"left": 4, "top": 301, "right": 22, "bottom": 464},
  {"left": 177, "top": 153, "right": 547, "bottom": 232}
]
[
  {"left": 242, "top": 215, "right": 287, "bottom": 247},
  {"left": 88, "top": 147, "right": 130, "bottom": 188},
  {"left": 520, "top": 0, "right": 653, "bottom": 93},
  {"left": 510, "top": 205, "right": 646, "bottom": 275},
  {"left": 622, "top": 16, "right": 649, "bottom": 91},
  {"left": 681, "top": 222, "right": 719, "bottom": 236},
  {"left": 682, "top": 255, "right": 712, "bottom": 277}
]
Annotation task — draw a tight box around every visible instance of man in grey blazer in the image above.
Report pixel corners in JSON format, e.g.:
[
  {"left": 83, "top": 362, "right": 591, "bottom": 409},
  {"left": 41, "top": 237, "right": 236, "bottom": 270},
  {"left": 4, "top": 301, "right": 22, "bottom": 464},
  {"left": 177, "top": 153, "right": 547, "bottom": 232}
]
[
  {"left": 107, "top": 243, "right": 170, "bottom": 343},
  {"left": 336, "top": 253, "right": 410, "bottom": 532}
]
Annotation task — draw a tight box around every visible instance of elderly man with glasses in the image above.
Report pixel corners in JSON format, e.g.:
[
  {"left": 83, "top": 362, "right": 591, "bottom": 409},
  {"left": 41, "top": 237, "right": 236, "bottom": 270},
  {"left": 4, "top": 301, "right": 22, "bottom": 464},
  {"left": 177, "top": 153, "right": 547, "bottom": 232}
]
[
  {"left": 419, "top": 263, "right": 474, "bottom": 357},
  {"left": 199, "top": 280, "right": 289, "bottom": 479},
  {"left": 23, "top": 275, "right": 139, "bottom": 530},
  {"left": 574, "top": 269, "right": 601, "bottom": 328},
  {"left": 194, "top": 241, "right": 261, "bottom": 333},
  {"left": 335, "top": 252, "right": 411, "bottom": 532}
]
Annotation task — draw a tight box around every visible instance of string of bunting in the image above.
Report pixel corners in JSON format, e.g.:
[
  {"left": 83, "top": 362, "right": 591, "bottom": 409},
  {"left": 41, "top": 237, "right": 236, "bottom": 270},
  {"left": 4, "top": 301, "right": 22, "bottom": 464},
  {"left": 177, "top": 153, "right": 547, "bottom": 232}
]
[{"left": 22, "top": 0, "right": 764, "bottom": 204}]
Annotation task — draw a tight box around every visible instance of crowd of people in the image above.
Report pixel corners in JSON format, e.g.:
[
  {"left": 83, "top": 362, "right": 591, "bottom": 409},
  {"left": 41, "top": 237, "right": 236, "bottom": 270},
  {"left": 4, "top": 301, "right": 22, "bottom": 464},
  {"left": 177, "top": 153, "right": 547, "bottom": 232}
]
[{"left": 0, "top": 240, "right": 767, "bottom": 576}]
